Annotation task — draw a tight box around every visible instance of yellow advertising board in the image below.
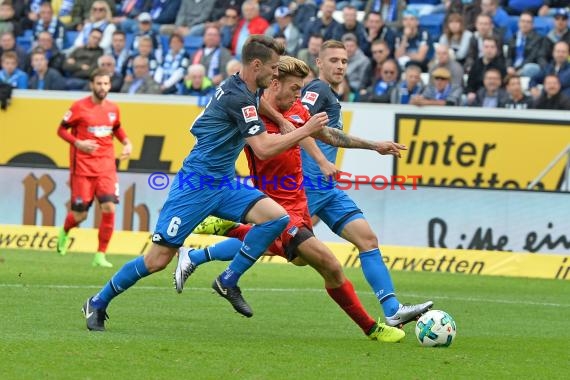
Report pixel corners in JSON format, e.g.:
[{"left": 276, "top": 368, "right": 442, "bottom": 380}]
[
  {"left": 0, "top": 96, "right": 353, "bottom": 176},
  {"left": 1, "top": 225, "right": 568, "bottom": 280},
  {"left": 394, "top": 115, "right": 570, "bottom": 191}
]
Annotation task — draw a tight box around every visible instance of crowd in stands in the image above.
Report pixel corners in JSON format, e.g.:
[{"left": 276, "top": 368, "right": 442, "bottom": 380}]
[{"left": 1, "top": 0, "right": 570, "bottom": 109}]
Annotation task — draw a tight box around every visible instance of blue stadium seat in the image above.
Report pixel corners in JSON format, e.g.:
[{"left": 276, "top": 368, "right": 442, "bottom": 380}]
[
  {"left": 16, "top": 35, "right": 33, "bottom": 52},
  {"left": 533, "top": 16, "right": 553, "bottom": 36},
  {"left": 508, "top": 15, "right": 519, "bottom": 36},
  {"left": 125, "top": 32, "right": 135, "bottom": 51},
  {"left": 184, "top": 35, "right": 203, "bottom": 56},
  {"left": 64, "top": 31, "right": 78, "bottom": 49},
  {"left": 419, "top": 13, "right": 445, "bottom": 41}
]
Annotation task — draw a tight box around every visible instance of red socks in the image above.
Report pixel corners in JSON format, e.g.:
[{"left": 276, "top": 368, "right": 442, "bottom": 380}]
[
  {"left": 97, "top": 212, "right": 115, "bottom": 253},
  {"left": 226, "top": 224, "right": 251, "bottom": 241},
  {"left": 63, "top": 212, "right": 79, "bottom": 233},
  {"left": 326, "top": 279, "right": 376, "bottom": 334}
]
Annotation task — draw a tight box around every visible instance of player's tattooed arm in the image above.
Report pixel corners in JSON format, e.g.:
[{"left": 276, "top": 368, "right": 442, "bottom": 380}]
[
  {"left": 299, "top": 137, "right": 338, "bottom": 177},
  {"left": 314, "top": 128, "right": 407, "bottom": 157}
]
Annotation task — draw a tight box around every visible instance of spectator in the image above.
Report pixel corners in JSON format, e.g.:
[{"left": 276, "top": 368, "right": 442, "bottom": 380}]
[
  {"left": 96, "top": 54, "right": 124, "bottom": 92},
  {"left": 534, "top": 74, "right": 570, "bottom": 109},
  {"left": 154, "top": 33, "right": 189, "bottom": 94},
  {"left": 130, "top": 12, "right": 161, "bottom": 56},
  {"left": 439, "top": 12, "right": 472, "bottom": 65},
  {"left": 331, "top": 6, "right": 369, "bottom": 52},
  {"left": 265, "top": 6, "right": 301, "bottom": 56},
  {"left": 394, "top": 9, "right": 432, "bottom": 71},
  {"left": 113, "top": 0, "right": 151, "bottom": 34},
  {"left": 465, "top": 13, "right": 503, "bottom": 73},
  {"left": 364, "top": 0, "right": 406, "bottom": 29},
  {"left": 26, "top": 31, "right": 66, "bottom": 74},
  {"left": 232, "top": 0, "right": 269, "bottom": 58},
  {"left": 466, "top": 37, "right": 506, "bottom": 100},
  {"left": 70, "top": 0, "right": 116, "bottom": 30},
  {"left": 480, "top": 0, "right": 510, "bottom": 40},
  {"left": 225, "top": 57, "right": 241, "bottom": 76},
  {"left": 342, "top": 33, "right": 371, "bottom": 94},
  {"left": 124, "top": 35, "right": 161, "bottom": 81},
  {"left": 506, "top": 11, "right": 546, "bottom": 78},
  {"left": 121, "top": 55, "right": 161, "bottom": 94},
  {"left": 545, "top": 8, "right": 570, "bottom": 59},
  {"left": 503, "top": 74, "right": 534, "bottom": 109},
  {"left": 0, "top": 2, "right": 22, "bottom": 36},
  {"left": 411, "top": 67, "right": 463, "bottom": 106},
  {"left": 0, "top": 51, "right": 28, "bottom": 89},
  {"left": 209, "top": 0, "right": 245, "bottom": 23},
  {"left": 0, "top": 31, "right": 26, "bottom": 70},
  {"left": 220, "top": 7, "right": 239, "bottom": 50},
  {"left": 33, "top": 2, "right": 66, "bottom": 51},
  {"left": 361, "top": 39, "right": 391, "bottom": 90},
  {"left": 291, "top": 0, "right": 318, "bottom": 34},
  {"left": 539, "top": 0, "right": 570, "bottom": 16},
  {"left": 165, "top": 0, "right": 215, "bottom": 37},
  {"left": 468, "top": 68, "right": 508, "bottom": 107},
  {"left": 28, "top": 48, "right": 65, "bottom": 90},
  {"left": 391, "top": 64, "right": 424, "bottom": 104},
  {"left": 429, "top": 44, "right": 464, "bottom": 88},
  {"left": 530, "top": 41, "right": 570, "bottom": 97},
  {"left": 297, "top": 33, "right": 322, "bottom": 76},
  {"left": 181, "top": 63, "right": 215, "bottom": 96},
  {"left": 359, "top": 58, "right": 399, "bottom": 103},
  {"left": 63, "top": 28, "right": 104, "bottom": 90},
  {"left": 50, "top": 0, "right": 76, "bottom": 26},
  {"left": 363, "top": 11, "right": 395, "bottom": 57},
  {"left": 191, "top": 26, "right": 233, "bottom": 86},
  {"left": 302, "top": 0, "right": 338, "bottom": 48},
  {"left": 258, "top": 0, "right": 282, "bottom": 24},
  {"left": 73, "top": 1, "right": 116, "bottom": 53},
  {"left": 148, "top": 0, "right": 182, "bottom": 31},
  {"left": 108, "top": 30, "right": 128, "bottom": 75}
]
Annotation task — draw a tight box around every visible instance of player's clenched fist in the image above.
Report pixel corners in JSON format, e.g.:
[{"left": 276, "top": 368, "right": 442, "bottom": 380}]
[{"left": 305, "top": 112, "right": 328, "bottom": 134}]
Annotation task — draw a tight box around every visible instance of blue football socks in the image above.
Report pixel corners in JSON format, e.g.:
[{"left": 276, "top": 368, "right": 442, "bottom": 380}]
[
  {"left": 359, "top": 248, "right": 400, "bottom": 317},
  {"left": 91, "top": 255, "right": 150, "bottom": 309},
  {"left": 189, "top": 238, "right": 243, "bottom": 265},
  {"left": 219, "top": 215, "right": 289, "bottom": 287}
]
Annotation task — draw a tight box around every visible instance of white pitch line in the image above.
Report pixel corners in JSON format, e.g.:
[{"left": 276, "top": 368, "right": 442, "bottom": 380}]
[{"left": 1, "top": 283, "right": 569, "bottom": 308}]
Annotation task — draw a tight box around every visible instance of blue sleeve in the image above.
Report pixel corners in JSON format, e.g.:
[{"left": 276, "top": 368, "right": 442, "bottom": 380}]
[
  {"left": 18, "top": 72, "right": 28, "bottom": 89},
  {"left": 223, "top": 93, "right": 266, "bottom": 138},
  {"left": 154, "top": 0, "right": 181, "bottom": 24},
  {"left": 301, "top": 81, "right": 327, "bottom": 115}
]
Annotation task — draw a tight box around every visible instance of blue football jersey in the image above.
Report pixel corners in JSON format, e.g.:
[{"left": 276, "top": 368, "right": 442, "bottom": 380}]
[
  {"left": 300, "top": 79, "right": 343, "bottom": 184},
  {"left": 183, "top": 74, "right": 266, "bottom": 178}
]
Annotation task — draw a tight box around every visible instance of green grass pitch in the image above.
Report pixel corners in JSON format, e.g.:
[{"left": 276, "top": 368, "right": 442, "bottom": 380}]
[{"left": 0, "top": 249, "right": 568, "bottom": 379}]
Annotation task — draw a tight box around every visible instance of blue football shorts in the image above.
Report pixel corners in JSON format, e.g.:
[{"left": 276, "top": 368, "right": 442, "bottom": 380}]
[{"left": 306, "top": 187, "right": 364, "bottom": 236}]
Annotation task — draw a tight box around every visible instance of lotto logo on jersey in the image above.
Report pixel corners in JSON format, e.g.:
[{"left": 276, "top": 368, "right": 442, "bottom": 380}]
[
  {"left": 241, "top": 106, "right": 258, "bottom": 123},
  {"left": 302, "top": 91, "right": 319, "bottom": 106},
  {"left": 63, "top": 110, "right": 72, "bottom": 121}
]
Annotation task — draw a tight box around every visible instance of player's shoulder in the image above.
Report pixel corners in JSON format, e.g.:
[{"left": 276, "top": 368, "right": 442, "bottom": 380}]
[
  {"left": 70, "top": 96, "right": 91, "bottom": 109},
  {"left": 301, "top": 79, "right": 331, "bottom": 106},
  {"left": 285, "top": 99, "right": 310, "bottom": 124},
  {"left": 219, "top": 75, "right": 257, "bottom": 104},
  {"left": 302, "top": 78, "right": 329, "bottom": 94}
]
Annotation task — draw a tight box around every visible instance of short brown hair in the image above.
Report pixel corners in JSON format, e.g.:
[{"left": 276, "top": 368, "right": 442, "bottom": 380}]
[
  {"left": 504, "top": 73, "right": 520, "bottom": 86},
  {"left": 1, "top": 51, "right": 17, "bottom": 63},
  {"left": 241, "top": 35, "right": 285, "bottom": 64},
  {"left": 89, "top": 68, "right": 111, "bottom": 82},
  {"left": 320, "top": 40, "right": 345, "bottom": 55}
]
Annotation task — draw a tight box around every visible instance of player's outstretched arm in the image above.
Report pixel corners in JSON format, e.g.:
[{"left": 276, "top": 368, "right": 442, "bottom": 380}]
[
  {"left": 246, "top": 112, "right": 328, "bottom": 159},
  {"left": 313, "top": 127, "right": 407, "bottom": 158}
]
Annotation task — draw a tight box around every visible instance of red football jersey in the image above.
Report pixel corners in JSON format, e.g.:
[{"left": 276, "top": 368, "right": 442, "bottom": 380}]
[
  {"left": 60, "top": 96, "right": 122, "bottom": 176},
  {"left": 246, "top": 100, "right": 311, "bottom": 215}
]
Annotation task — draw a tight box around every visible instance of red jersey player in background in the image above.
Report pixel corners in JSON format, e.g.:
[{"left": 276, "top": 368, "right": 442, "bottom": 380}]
[
  {"left": 174, "top": 56, "right": 407, "bottom": 342},
  {"left": 56, "top": 68, "right": 132, "bottom": 267}
]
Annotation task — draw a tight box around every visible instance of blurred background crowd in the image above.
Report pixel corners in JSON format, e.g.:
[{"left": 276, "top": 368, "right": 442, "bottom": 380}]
[{"left": 1, "top": 0, "right": 570, "bottom": 109}]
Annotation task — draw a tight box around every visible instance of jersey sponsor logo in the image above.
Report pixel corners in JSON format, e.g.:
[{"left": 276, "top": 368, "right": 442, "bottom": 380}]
[
  {"left": 241, "top": 105, "right": 258, "bottom": 123},
  {"left": 108, "top": 112, "right": 117, "bottom": 123},
  {"left": 87, "top": 125, "right": 114, "bottom": 137},
  {"left": 63, "top": 110, "right": 72, "bottom": 121},
  {"left": 247, "top": 125, "right": 261, "bottom": 135},
  {"left": 302, "top": 91, "right": 319, "bottom": 106},
  {"left": 152, "top": 233, "right": 162, "bottom": 242}
]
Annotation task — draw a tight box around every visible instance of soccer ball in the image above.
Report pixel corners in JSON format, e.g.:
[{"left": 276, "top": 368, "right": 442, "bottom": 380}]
[{"left": 415, "top": 310, "right": 457, "bottom": 347}]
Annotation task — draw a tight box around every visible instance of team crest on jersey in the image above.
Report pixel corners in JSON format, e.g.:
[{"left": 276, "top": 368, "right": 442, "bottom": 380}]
[
  {"left": 302, "top": 91, "right": 319, "bottom": 105},
  {"left": 108, "top": 112, "right": 116, "bottom": 123},
  {"left": 289, "top": 114, "right": 303, "bottom": 124},
  {"left": 63, "top": 110, "right": 72, "bottom": 121},
  {"left": 241, "top": 106, "right": 258, "bottom": 123}
]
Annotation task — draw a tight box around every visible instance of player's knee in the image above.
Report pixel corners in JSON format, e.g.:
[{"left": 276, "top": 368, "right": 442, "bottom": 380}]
[
  {"left": 354, "top": 233, "right": 378, "bottom": 252},
  {"left": 266, "top": 214, "right": 290, "bottom": 231},
  {"left": 100, "top": 202, "right": 115, "bottom": 213},
  {"left": 72, "top": 211, "right": 88, "bottom": 223}
]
